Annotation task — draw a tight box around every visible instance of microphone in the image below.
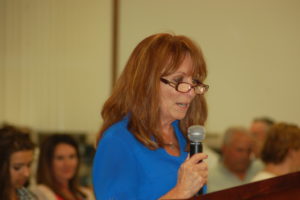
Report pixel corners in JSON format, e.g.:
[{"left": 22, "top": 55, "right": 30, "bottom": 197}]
[{"left": 188, "top": 125, "right": 206, "bottom": 196}]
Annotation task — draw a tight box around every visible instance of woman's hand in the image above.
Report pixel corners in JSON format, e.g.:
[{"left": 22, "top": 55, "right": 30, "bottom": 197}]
[
  {"left": 176, "top": 153, "right": 208, "bottom": 197},
  {"left": 160, "top": 153, "right": 208, "bottom": 199}
]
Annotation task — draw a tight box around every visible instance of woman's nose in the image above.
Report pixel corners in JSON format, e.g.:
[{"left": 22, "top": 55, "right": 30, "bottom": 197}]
[
  {"left": 187, "top": 86, "right": 196, "bottom": 98},
  {"left": 23, "top": 167, "right": 31, "bottom": 177}
]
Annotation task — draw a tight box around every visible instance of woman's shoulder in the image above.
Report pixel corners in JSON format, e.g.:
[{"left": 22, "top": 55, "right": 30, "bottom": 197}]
[
  {"left": 103, "top": 117, "right": 129, "bottom": 136},
  {"left": 251, "top": 171, "right": 276, "bottom": 182},
  {"left": 32, "top": 184, "right": 52, "bottom": 191},
  {"left": 79, "top": 186, "right": 95, "bottom": 200},
  {"left": 101, "top": 117, "right": 137, "bottom": 144},
  {"left": 31, "top": 184, "right": 56, "bottom": 200}
]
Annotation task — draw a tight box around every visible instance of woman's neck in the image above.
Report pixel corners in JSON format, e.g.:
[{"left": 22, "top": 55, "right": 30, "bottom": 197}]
[
  {"left": 160, "top": 121, "right": 181, "bottom": 156},
  {"left": 10, "top": 188, "right": 18, "bottom": 200},
  {"left": 56, "top": 179, "right": 70, "bottom": 189},
  {"left": 160, "top": 122, "right": 177, "bottom": 143},
  {"left": 57, "top": 183, "right": 79, "bottom": 200},
  {"left": 161, "top": 123, "right": 173, "bottom": 135},
  {"left": 160, "top": 119, "right": 173, "bottom": 132}
]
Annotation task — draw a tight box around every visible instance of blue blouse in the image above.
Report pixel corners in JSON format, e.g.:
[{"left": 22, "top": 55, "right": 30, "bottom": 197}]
[{"left": 92, "top": 117, "right": 188, "bottom": 200}]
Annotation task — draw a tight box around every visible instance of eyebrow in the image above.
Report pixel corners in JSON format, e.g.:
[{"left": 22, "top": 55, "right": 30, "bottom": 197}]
[
  {"left": 169, "top": 72, "right": 188, "bottom": 77},
  {"left": 11, "top": 163, "right": 27, "bottom": 167}
]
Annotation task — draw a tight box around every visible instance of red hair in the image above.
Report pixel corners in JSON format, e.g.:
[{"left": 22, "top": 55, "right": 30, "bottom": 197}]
[{"left": 97, "top": 33, "right": 208, "bottom": 149}]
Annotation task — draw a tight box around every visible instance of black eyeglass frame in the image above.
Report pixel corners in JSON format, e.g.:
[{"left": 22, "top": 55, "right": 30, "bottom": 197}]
[{"left": 160, "top": 77, "right": 209, "bottom": 95}]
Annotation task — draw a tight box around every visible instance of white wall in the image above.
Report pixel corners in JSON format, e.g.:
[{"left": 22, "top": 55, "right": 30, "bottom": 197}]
[
  {"left": 2, "top": 0, "right": 111, "bottom": 133},
  {"left": 0, "top": 0, "right": 5, "bottom": 122},
  {"left": 2, "top": 0, "right": 300, "bottom": 135},
  {"left": 119, "top": 0, "right": 300, "bottom": 133}
]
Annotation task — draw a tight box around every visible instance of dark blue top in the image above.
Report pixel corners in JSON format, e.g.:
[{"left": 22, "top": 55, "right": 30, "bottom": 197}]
[{"left": 92, "top": 117, "right": 188, "bottom": 200}]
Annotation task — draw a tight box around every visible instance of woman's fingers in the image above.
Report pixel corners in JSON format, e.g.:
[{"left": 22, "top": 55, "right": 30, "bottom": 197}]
[
  {"left": 188, "top": 153, "right": 208, "bottom": 164},
  {"left": 175, "top": 155, "right": 209, "bottom": 198}
]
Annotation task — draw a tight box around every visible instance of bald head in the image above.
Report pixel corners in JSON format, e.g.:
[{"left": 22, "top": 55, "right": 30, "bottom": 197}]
[{"left": 222, "top": 127, "right": 254, "bottom": 178}]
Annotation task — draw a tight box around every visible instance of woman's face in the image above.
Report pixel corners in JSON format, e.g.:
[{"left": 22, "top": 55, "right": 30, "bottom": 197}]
[
  {"left": 159, "top": 54, "right": 197, "bottom": 125},
  {"left": 10, "top": 150, "right": 33, "bottom": 189},
  {"left": 52, "top": 143, "right": 78, "bottom": 184}
]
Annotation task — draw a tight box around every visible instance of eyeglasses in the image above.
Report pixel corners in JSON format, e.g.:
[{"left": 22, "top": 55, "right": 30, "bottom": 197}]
[{"left": 160, "top": 77, "right": 209, "bottom": 95}]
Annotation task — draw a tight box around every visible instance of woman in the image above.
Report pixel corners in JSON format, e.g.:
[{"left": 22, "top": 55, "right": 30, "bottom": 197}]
[
  {"left": 0, "top": 125, "right": 36, "bottom": 200},
  {"left": 93, "top": 33, "right": 209, "bottom": 199},
  {"left": 32, "top": 134, "right": 95, "bottom": 200},
  {"left": 251, "top": 122, "right": 300, "bottom": 182}
]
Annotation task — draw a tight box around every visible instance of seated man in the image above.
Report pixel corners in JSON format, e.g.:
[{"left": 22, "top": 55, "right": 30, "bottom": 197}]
[{"left": 207, "top": 126, "right": 260, "bottom": 192}]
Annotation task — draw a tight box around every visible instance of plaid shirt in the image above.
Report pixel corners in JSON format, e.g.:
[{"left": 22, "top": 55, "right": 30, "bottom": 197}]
[{"left": 16, "top": 187, "right": 37, "bottom": 200}]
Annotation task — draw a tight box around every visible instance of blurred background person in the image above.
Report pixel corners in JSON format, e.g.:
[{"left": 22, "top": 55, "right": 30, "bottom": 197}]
[
  {"left": 208, "top": 126, "right": 259, "bottom": 192},
  {"left": 250, "top": 117, "right": 275, "bottom": 158},
  {"left": 0, "top": 124, "right": 37, "bottom": 200},
  {"left": 32, "top": 134, "right": 95, "bottom": 200},
  {"left": 252, "top": 122, "right": 300, "bottom": 182}
]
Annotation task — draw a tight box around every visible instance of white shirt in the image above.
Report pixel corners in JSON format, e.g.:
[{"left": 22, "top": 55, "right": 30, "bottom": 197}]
[
  {"left": 251, "top": 171, "right": 276, "bottom": 182},
  {"left": 207, "top": 160, "right": 262, "bottom": 193}
]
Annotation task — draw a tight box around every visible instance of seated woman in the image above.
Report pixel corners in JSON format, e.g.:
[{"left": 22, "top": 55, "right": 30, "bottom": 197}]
[
  {"left": 0, "top": 124, "right": 37, "bottom": 200},
  {"left": 251, "top": 122, "right": 300, "bottom": 182},
  {"left": 32, "top": 134, "right": 95, "bottom": 200}
]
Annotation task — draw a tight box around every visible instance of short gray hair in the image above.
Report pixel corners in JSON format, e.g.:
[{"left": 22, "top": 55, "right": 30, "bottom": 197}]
[{"left": 223, "top": 126, "right": 251, "bottom": 146}]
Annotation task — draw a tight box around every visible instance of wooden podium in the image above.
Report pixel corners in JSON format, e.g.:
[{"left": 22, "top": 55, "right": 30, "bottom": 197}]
[{"left": 190, "top": 171, "right": 300, "bottom": 200}]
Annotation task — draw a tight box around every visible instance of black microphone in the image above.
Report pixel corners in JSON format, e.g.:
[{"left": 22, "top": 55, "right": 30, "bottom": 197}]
[{"left": 188, "top": 125, "right": 206, "bottom": 196}]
